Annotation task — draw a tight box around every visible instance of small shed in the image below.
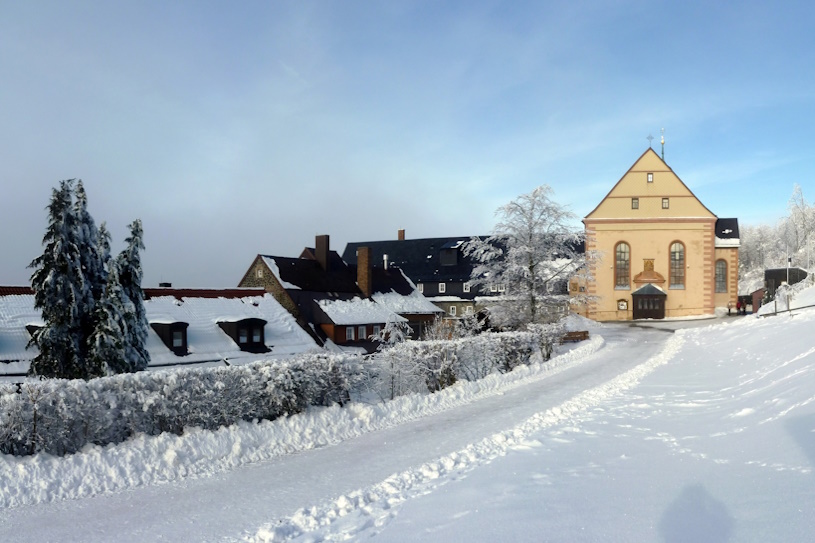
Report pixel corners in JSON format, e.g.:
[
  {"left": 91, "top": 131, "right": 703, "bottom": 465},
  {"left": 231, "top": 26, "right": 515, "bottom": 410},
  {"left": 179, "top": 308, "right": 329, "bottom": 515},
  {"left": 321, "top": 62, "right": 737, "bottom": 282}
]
[{"left": 764, "top": 267, "right": 808, "bottom": 298}]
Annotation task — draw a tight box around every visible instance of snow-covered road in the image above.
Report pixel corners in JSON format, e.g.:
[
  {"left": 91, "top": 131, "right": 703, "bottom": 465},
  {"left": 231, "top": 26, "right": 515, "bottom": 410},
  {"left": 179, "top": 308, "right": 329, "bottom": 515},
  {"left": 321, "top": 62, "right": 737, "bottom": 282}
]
[{"left": 0, "top": 323, "right": 674, "bottom": 542}]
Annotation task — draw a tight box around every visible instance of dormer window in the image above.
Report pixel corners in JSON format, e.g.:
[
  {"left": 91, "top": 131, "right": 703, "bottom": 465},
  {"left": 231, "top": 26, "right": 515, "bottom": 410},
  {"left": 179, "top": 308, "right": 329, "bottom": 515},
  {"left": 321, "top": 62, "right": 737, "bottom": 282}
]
[
  {"left": 647, "top": 173, "right": 653, "bottom": 183},
  {"left": 218, "top": 318, "right": 270, "bottom": 353},
  {"left": 463, "top": 282, "right": 471, "bottom": 293},
  {"left": 438, "top": 282, "right": 446, "bottom": 293},
  {"left": 150, "top": 322, "right": 190, "bottom": 356},
  {"left": 440, "top": 248, "right": 458, "bottom": 266}
]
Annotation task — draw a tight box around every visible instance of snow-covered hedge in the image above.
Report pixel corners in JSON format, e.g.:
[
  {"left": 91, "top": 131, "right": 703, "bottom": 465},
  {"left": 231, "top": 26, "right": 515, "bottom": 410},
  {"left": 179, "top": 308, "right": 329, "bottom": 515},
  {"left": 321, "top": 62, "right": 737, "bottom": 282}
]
[
  {"left": 364, "top": 324, "right": 563, "bottom": 400},
  {"left": 0, "top": 325, "right": 563, "bottom": 457},
  {"left": 0, "top": 352, "right": 360, "bottom": 456}
]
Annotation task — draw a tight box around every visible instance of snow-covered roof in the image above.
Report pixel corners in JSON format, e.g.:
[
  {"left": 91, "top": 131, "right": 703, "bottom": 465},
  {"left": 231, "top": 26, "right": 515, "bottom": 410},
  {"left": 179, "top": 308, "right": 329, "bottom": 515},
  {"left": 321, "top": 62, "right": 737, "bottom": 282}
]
[
  {"left": 372, "top": 290, "right": 444, "bottom": 315},
  {"left": 317, "top": 297, "right": 406, "bottom": 326},
  {"left": 0, "top": 293, "right": 317, "bottom": 377},
  {"left": 262, "top": 257, "right": 302, "bottom": 290},
  {"left": 427, "top": 296, "right": 470, "bottom": 302}
]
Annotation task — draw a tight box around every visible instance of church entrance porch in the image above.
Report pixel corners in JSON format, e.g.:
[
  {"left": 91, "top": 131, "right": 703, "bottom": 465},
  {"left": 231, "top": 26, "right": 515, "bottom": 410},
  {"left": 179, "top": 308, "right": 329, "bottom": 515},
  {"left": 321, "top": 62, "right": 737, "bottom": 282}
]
[{"left": 632, "top": 283, "right": 667, "bottom": 320}]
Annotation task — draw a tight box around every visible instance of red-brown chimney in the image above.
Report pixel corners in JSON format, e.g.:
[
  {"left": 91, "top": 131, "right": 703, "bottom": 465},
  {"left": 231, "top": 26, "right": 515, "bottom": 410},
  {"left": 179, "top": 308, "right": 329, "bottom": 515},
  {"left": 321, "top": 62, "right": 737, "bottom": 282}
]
[
  {"left": 398, "top": 229, "right": 405, "bottom": 241},
  {"left": 316, "top": 234, "right": 330, "bottom": 271},
  {"left": 357, "top": 246, "right": 372, "bottom": 298}
]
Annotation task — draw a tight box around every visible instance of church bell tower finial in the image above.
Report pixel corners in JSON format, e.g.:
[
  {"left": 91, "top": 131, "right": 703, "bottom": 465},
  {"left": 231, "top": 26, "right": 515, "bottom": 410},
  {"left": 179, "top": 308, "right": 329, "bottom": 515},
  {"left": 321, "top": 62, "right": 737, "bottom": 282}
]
[{"left": 660, "top": 128, "right": 665, "bottom": 161}]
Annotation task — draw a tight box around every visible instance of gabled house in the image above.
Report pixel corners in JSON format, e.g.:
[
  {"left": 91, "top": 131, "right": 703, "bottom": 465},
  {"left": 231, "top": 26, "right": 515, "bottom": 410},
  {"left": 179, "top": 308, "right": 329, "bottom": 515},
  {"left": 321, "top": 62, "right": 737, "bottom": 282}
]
[
  {"left": 0, "top": 286, "right": 318, "bottom": 380},
  {"left": 581, "top": 148, "right": 740, "bottom": 320},
  {"left": 238, "top": 235, "right": 442, "bottom": 351},
  {"left": 342, "top": 230, "right": 499, "bottom": 318}
]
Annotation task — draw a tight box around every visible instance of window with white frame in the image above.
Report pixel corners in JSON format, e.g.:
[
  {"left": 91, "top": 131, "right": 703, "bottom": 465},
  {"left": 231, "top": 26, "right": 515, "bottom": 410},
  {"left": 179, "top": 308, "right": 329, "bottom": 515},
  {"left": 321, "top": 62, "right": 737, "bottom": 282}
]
[
  {"left": 463, "top": 282, "right": 471, "bottom": 293},
  {"left": 417, "top": 283, "right": 423, "bottom": 293},
  {"left": 647, "top": 172, "right": 653, "bottom": 183},
  {"left": 358, "top": 325, "right": 367, "bottom": 340},
  {"left": 465, "top": 305, "right": 474, "bottom": 315},
  {"left": 498, "top": 284, "right": 505, "bottom": 292},
  {"left": 490, "top": 284, "right": 498, "bottom": 292},
  {"left": 346, "top": 327, "right": 354, "bottom": 341},
  {"left": 449, "top": 305, "right": 457, "bottom": 316},
  {"left": 256, "top": 267, "right": 263, "bottom": 278},
  {"left": 372, "top": 324, "right": 381, "bottom": 336},
  {"left": 438, "top": 282, "right": 446, "bottom": 293},
  {"left": 662, "top": 198, "right": 670, "bottom": 209}
]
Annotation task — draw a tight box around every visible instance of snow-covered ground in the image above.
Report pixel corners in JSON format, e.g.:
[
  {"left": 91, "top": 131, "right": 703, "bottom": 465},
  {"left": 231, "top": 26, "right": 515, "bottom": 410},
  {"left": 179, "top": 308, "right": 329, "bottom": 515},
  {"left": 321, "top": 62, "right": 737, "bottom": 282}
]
[{"left": 2, "top": 305, "right": 815, "bottom": 542}]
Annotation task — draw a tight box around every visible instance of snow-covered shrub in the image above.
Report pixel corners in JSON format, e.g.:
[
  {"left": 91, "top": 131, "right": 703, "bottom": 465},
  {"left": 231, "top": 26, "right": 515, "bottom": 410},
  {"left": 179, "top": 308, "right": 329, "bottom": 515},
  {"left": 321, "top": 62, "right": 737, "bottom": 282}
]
[
  {"left": 364, "top": 324, "right": 562, "bottom": 398},
  {"left": 0, "top": 352, "right": 361, "bottom": 457}
]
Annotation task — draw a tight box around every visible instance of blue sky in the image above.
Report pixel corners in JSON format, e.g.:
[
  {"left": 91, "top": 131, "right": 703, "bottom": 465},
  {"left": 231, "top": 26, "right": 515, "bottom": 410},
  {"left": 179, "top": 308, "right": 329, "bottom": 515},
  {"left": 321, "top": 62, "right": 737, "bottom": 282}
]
[{"left": 2, "top": 1, "right": 814, "bottom": 287}]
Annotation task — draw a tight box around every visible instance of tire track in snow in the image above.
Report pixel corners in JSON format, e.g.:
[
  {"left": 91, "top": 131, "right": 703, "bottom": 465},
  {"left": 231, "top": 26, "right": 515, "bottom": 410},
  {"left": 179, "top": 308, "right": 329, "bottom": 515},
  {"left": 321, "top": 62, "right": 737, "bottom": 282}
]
[{"left": 247, "top": 334, "right": 685, "bottom": 542}]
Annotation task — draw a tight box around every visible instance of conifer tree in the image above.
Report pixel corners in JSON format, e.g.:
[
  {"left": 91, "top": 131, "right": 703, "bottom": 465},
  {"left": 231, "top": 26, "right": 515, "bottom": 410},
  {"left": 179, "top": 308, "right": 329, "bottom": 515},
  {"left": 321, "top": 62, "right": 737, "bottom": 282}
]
[
  {"left": 28, "top": 180, "right": 88, "bottom": 378},
  {"left": 87, "top": 261, "right": 127, "bottom": 375},
  {"left": 117, "top": 219, "right": 150, "bottom": 371},
  {"left": 72, "top": 181, "right": 105, "bottom": 366}
]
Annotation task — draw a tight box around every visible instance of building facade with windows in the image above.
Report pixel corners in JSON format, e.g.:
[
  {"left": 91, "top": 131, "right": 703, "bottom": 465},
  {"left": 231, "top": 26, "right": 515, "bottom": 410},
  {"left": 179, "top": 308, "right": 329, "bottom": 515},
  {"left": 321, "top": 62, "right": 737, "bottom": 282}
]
[{"left": 580, "top": 148, "right": 739, "bottom": 321}]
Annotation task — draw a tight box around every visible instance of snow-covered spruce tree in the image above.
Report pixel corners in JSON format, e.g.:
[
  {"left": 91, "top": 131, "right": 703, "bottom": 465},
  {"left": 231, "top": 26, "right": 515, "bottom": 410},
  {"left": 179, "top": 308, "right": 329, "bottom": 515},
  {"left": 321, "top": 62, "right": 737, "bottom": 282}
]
[
  {"left": 72, "top": 181, "right": 107, "bottom": 364},
  {"left": 28, "top": 180, "right": 102, "bottom": 379},
  {"left": 87, "top": 261, "right": 127, "bottom": 375},
  {"left": 116, "top": 219, "right": 150, "bottom": 372},
  {"left": 463, "top": 185, "right": 584, "bottom": 329}
]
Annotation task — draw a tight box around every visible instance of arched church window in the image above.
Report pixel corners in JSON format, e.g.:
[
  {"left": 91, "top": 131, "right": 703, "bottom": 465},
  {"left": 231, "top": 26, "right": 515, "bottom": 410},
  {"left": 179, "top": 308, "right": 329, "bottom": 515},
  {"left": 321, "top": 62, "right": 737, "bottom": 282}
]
[
  {"left": 715, "top": 260, "right": 727, "bottom": 293},
  {"left": 615, "top": 242, "right": 630, "bottom": 288},
  {"left": 670, "top": 242, "right": 685, "bottom": 288}
]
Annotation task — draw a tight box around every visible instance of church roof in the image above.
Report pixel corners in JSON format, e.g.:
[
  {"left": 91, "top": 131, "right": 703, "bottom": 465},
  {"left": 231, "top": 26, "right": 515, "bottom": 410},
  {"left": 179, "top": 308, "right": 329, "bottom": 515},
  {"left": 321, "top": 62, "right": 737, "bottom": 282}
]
[{"left": 715, "top": 218, "right": 740, "bottom": 239}]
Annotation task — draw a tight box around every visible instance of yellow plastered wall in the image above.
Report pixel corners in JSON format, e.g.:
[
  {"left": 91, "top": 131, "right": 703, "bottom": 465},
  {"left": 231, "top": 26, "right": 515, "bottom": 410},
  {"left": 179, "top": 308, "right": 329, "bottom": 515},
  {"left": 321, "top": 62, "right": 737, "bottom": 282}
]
[{"left": 586, "top": 220, "right": 716, "bottom": 321}]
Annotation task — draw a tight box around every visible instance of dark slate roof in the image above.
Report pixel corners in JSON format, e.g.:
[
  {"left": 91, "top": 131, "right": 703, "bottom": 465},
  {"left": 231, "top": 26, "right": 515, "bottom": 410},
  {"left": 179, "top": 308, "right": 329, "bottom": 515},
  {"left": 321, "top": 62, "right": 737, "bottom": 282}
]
[
  {"left": 263, "top": 252, "right": 360, "bottom": 293},
  {"left": 343, "top": 235, "right": 585, "bottom": 284},
  {"left": 342, "top": 237, "right": 488, "bottom": 283},
  {"left": 633, "top": 284, "right": 667, "bottom": 296},
  {"left": 715, "top": 218, "right": 740, "bottom": 239},
  {"left": 262, "top": 252, "right": 418, "bottom": 297}
]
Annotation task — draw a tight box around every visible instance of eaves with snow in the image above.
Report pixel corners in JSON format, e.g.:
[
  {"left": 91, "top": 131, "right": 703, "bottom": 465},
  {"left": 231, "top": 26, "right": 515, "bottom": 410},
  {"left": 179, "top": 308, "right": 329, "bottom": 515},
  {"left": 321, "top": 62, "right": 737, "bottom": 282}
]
[{"left": 317, "top": 297, "right": 407, "bottom": 326}]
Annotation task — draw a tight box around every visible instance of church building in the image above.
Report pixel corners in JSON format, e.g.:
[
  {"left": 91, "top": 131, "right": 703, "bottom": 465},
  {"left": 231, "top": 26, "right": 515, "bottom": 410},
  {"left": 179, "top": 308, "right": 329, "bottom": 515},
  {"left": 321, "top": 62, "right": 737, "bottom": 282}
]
[{"left": 581, "top": 148, "right": 739, "bottom": 321}]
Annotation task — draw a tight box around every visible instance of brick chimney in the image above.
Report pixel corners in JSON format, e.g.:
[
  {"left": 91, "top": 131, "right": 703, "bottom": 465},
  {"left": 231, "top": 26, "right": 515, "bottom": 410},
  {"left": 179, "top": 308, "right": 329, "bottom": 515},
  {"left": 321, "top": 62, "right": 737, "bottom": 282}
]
[
  {"left": 357, "top": 246, "right": 372, "bottom": 298},
  {"left": 398, "top": 229, "right": 405, "bottom": 241},
  {"left": 316, "top": 234, "right": 330, "bottom": 271}
]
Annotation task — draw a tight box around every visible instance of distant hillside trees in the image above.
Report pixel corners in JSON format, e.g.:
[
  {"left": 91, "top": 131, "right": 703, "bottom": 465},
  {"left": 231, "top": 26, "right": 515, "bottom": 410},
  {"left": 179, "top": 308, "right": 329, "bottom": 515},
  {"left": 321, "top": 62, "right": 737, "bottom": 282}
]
[
  {"left": 28, "top": 180, "right": 149, "bottom": 379},
  {"left": 739, "top": 184, "right": 815, "bottom": 293},
  {"left": 463, "top": 185, "right": 584, "bottom": 329}
]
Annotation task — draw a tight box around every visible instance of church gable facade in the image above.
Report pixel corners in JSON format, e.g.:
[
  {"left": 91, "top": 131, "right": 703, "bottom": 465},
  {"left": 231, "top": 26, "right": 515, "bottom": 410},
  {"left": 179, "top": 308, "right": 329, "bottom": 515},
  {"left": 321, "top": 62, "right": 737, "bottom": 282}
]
[{"left": 582, "top": 148, "right": 739, "bottom": 321}]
